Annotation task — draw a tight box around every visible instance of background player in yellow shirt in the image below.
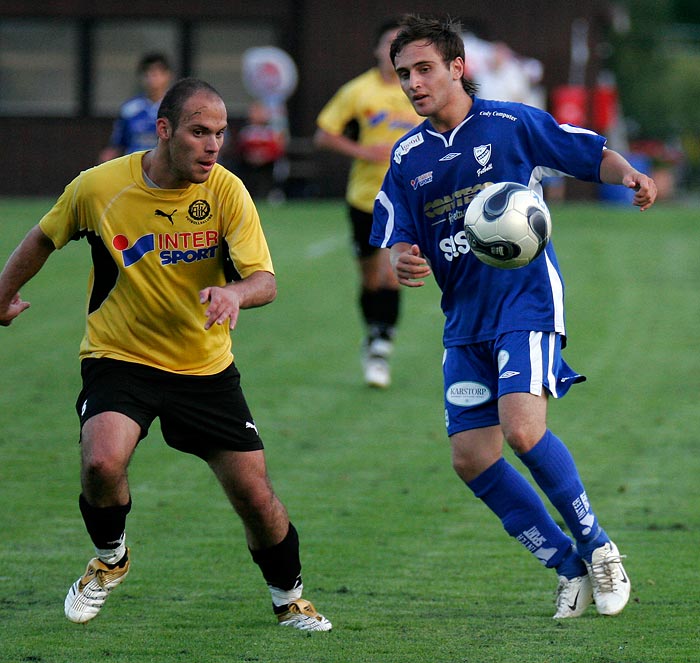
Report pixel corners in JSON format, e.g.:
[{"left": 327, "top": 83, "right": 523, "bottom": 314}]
[
  {"left": 314, "top": 19, "right": 421, "bottom": 388},
  {"left": 0, "top": 78, "right": 331, "bottom": 632}
]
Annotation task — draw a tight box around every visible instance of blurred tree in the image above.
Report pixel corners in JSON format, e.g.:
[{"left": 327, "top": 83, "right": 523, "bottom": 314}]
[
  {"left": 612, "top": 0, "right": 700, "bottom": 191},
  {"left": 673, "top": 0, "right": 700, "bottom": 23}
]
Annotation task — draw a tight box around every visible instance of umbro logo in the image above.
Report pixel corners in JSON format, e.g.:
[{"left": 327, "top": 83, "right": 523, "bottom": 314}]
[
  {"left": 155, "top": 209, "right": 177, "bottom": 224},
  {"left": 499, "top": 371, "right": 520, "bottom": 379},
  {"left": 439, "top": 152, "right": 461, "bottom": 161}
]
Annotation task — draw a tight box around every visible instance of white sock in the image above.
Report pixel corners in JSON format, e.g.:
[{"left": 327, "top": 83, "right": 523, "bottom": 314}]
[
  {"left": 269, "top": 580, "right": 303, "bottom": 608},
  {"left": 96, "top": 541, "right": 127, "bottom": 566}
]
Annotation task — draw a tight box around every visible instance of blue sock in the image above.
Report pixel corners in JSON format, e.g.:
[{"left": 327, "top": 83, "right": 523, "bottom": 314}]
[
  {"left": 556, "top": 545, "right": 588, "bottom": 580},
  {"left": 518, "top": 430, "right": 610, "bottom": 562},
  {"left": 466, "top": 458, "right": 574, "bottom": 569}
]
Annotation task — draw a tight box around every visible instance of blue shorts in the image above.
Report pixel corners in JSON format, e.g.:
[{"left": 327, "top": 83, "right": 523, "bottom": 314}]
[{"left": 443, "top": 331, "right": 585, "bottom": 436}]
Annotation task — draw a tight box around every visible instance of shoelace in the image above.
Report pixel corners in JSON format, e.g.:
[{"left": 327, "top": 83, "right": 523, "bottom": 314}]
[{"left": 589, "top": 553, "right": 627, "bottom": 592}]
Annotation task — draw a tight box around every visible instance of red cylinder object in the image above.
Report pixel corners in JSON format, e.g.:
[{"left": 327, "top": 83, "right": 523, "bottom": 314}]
[
  {"left": 591, "top": 84, "right": 618, "bottom": 132},
  {"left": 551, "top": 85, "right": 588, "bottom": 126}
]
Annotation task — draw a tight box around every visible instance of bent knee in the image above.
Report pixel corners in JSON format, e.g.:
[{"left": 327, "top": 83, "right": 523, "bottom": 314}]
[
  {"left": 503, "top": 426, "right": 544, "bottom": 454},
  {"left": 452, "top": 449, "right": 498, "bottom": 483},
  {"left": 227, "top": 476, "right": 277, "bottom": 513},
  {"left": 82, "top": 454, "right": 127, "bottom": 482}
]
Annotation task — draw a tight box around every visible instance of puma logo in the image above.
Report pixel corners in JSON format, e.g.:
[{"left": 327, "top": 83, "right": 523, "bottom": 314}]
[{"left": 155, "top": 209, "right": 176, "bottom": 224}]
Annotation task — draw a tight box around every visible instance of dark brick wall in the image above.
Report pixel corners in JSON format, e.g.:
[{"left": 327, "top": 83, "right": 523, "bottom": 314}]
[{"left": 0, "top": 0, "right": 611, "bottom": 196}]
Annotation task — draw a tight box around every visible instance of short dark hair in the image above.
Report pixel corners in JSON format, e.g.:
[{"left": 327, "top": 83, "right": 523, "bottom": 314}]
[
  {"left": 157, "top": 78, "right": 223, "bottom": 130},
  {"left": 374, "top": 18, "right": 402, "bottom": 47},
  {"left": 390, "top": 14, "right": 478, "bottom": 95},
  {"left": 138, "top": 52, "right": 171, "bottom": 73}
]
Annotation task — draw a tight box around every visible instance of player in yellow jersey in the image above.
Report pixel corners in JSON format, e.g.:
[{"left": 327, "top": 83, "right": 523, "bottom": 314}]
[
  {"left": 0, "top": 78, "right": 331, "bottom": 632},
  {"left": 314, "top": 19, "right": 421, "bottom": 388}
]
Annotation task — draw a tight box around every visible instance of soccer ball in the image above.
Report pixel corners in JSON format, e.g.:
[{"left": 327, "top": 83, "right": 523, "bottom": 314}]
[{"left": 464, "top": 182, "right": 552, "bottom": 269}]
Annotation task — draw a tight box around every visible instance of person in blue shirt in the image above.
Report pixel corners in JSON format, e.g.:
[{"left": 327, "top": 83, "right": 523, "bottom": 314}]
[
  {"left": 371, "top": 15, "right": 657, "bottom": 619},
  {"left": 98, "top": 53, "right": 173, "bottom": 163}
]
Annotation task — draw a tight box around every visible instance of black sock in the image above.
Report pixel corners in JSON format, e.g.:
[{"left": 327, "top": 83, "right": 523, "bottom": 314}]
[
  {"left": 78, "top": 493, "right": 131, "bottom": 551},
  {"left": 249, "top": 522, "right": 301, "bottom": 591},
  {"left": 360, "top": 288, "right": 400, "bottom": 340}
]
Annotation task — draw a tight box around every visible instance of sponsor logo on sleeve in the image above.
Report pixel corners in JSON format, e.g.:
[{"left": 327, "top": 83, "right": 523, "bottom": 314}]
[
  {"left": 410, "top": 171, "right": 433, "bottom": 189},
  {"left": 393, "top": 133, "right": 424, "bottom": 164}
]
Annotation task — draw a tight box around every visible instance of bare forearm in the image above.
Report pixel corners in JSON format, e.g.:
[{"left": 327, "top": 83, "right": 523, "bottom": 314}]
[
  {"left": 599, "top": 149, "right": 658, "bottom": 211},
  {"left": 599, "top": 149, "right": 637, "bottom": 185},
  {"left": 200, "top": 269, "right": 276, "bottom": 331},
  {"left": 224, "top": 270, "right": 277, "bottom": 309},
  {"left": 313, "top": 128, "right": 391, "bottom": 163},
  {"left": 0, "top": 225, "right": 55, "bottom": 308},
  {"left": 314, "top": 128, "right": 363, "bottom": 160}
]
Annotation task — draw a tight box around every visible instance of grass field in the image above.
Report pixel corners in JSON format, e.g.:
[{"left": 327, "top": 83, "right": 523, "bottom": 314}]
[{"left": 1, "top": 197, "right": 699, "bottom": 663}]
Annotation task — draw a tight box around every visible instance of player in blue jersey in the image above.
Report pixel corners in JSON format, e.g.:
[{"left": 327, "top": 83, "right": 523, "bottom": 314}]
[
  {"left": 98, "top": 53, "right": 173, "bottom": 163},
  {"left": 371, "top": 15, "right": 657, "bottom": 618}
]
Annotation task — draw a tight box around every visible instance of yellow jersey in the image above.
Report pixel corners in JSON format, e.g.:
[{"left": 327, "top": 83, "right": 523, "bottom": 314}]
[
  {"left": 39, "top": 152, "right": 274, "bottom": 375},
  {"left": 316, "top": 68, "right": 420, "bottom": 213}
]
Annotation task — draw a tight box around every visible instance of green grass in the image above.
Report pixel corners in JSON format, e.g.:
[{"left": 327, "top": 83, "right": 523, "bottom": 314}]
[{"left": 1, "top": 197, "right": 699, "bottom": 663}]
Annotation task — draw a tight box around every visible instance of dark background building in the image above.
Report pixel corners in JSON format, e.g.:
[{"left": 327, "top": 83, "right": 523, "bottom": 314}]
[{"left": 0, "top": 0, "right": 615, "bottom": 197}]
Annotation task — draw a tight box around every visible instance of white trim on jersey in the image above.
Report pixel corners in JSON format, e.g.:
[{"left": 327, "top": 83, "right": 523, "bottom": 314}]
[
  {"left": 545, "top": 253, "right": 566, "bottom": 334},
  {"left": 559, "top": 123, "right": 600, "bottom": 136},
  {"left": 425, "top": 114, "right": 476, "bottom": 148},
  {"left": 529, "top": 165, "right": 568, "bottom": 199},
  {"left": 375, "top": 191, "right": 395, "bottom": 249}
]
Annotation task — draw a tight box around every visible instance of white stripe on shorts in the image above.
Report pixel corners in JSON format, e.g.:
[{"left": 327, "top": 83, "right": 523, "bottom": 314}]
[
  {"left": 529, "top": 331, "right": 543, "bottom": 395},
  {"left": 529, "top": 331, "right": 559, "bottom": 397},
  {"left": 546, "top": 332, "right": 557, "bottom": 397}
]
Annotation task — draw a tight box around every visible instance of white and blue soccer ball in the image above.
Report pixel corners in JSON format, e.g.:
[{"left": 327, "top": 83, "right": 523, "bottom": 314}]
[{"left": 464, "top": 182, "right": 552, "bottom": 269}]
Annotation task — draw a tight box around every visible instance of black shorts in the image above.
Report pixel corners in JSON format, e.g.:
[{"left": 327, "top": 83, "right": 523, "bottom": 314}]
[
  {"left": 75, "top": 358, "right": 264, "bottom": 458},
  {"left": 348, "top": 205, "right": 381, "bottom": 259}
]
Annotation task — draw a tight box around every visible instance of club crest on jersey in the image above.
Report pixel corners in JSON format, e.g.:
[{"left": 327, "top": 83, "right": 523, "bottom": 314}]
[
  {"left": 187, "top": 199, "right": 212, "bottom": 225},
  {"left": 473, "top": 144, "right": 491, "bottom": 166},
  {"left": 473, "top": 144, "right": 493, "bottom": 177}
]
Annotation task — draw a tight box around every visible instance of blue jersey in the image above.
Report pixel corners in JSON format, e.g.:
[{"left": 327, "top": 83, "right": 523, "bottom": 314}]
[
  {"left": 109, "top": 95, "right": 161, "bottom": 154},
  {"left": 371, "top": 97, "right": 607, "bottom": 348}
]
